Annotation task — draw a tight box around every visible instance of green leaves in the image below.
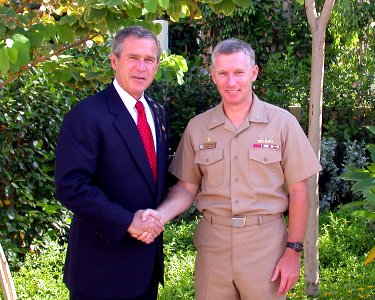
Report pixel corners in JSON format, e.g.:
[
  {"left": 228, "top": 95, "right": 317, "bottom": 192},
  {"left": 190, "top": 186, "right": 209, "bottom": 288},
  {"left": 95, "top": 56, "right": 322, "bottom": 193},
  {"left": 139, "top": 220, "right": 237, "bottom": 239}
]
[
  {"left": 0, "top": 34, "right": 30, "bottom": 75},
  {"left": 340, "top": 126, "right": 375, "bottom": 265},
  {"left": 144, "top": 0, "right": 158, "bottom": 13},
  {"left": 156, "top": 53, "right": 188, "bottom": 84}
]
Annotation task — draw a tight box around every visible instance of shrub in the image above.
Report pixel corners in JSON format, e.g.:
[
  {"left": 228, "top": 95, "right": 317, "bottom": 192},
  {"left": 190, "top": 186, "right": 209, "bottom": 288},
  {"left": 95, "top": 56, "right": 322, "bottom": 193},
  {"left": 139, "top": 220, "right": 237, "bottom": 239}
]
[
  {"left": 0, "top": 69, "right": 97, "bottom": 266},
  {"left": 319, "top": 137, "right": 369, "bottom": 210},
  {"left": 4, "top": 210, "right": 375, "bottom": 300}
]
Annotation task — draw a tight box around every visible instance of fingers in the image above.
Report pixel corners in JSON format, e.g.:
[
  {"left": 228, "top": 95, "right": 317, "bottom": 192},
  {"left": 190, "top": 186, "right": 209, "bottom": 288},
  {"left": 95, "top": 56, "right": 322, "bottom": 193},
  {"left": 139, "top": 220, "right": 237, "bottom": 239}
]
[
  {"left": 136, "top": 231, "right": 155, "bottom": 244},
  {"left": 272, "top": 253, "right": 301, "bottom": 295},
  {"left": 128, "top": 209, "right": 165, "bottom": 244},
  {"left": 277, "top": 274, "right": 298, "bottom": 295},
  {"left": 141, "top": 209, "right": 163, "bottom": 223}
]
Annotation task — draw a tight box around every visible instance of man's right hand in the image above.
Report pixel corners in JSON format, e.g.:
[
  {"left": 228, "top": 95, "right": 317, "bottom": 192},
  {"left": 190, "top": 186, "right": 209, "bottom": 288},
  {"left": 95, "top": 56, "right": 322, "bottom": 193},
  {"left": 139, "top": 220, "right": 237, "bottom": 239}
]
[{"left": 127, "top": 209, "right": 164, "bottom": 244}]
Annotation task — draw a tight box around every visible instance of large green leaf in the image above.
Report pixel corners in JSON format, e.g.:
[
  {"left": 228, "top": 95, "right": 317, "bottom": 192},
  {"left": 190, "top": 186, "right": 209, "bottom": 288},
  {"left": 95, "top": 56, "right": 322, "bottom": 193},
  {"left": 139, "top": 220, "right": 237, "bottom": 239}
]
[
  {"left": 144, "top": 0, "right": 158, "bottom": 13},
  {"left": 352, "top": 177, "right": 375, "bottom": 193},
  {"left": 367, "top": 126, "right": 375, "bottom": 135},
  {"left": 340, "top": 170, "right": 372, "bottom": 181},
  {"left": 11, "top": 33, "right": 30, "bottom": 67},
  {"left": 351, "top": 210, "right": 375, "bottom": 220},
  {"left": 85, "top": 7, "right": 108, "bottom": 23},
  {"left": 6, "top": 47, "right": 18, "bottom": 64},
  {"left": 167, "top": 0, "right": 183, "bottom": 22},
  {"left": 105, "top": 0, "right": 124, "bottom": 7},
  {"left": 158, "top": 0, "right": 169, "bottom": 9},
  {"left": 231, "top": 0, "right": 252, "bottom": 9},
  {"left": 125, "top": 4, "right": 143, "bottom": 18},
  {"left": 57, "top": 24, "right": 75, "bottom": 43},
  {"left": 210, "top": 0, "right": 236, "bottom": 16},
  {"left": 0, "top": 48, "right": 9, "bottom": 75}
]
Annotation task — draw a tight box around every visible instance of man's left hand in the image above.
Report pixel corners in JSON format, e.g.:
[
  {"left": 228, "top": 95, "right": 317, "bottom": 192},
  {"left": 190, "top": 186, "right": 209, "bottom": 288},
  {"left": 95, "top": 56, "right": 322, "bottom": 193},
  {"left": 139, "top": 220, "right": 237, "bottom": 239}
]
[{"left": 271, "top": 248, "right": 301, "bottom": 295}]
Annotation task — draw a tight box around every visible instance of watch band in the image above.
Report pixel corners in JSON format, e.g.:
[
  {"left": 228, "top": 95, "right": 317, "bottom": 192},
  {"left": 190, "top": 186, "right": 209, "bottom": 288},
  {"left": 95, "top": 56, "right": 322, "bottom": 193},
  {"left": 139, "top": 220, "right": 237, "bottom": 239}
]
[{"left": 286, "top": 242, "right": 304, "bottom": 252}]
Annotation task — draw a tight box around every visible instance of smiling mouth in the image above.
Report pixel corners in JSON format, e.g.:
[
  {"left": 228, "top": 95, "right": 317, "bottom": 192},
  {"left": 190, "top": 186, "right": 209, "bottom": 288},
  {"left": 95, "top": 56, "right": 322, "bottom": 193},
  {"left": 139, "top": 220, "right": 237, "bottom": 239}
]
[
  {"left": 132, "top": 76, "right": 147, "bottom": 80},
  {"left": 226, "top": 89, "right": 240, "bottom": 93}
]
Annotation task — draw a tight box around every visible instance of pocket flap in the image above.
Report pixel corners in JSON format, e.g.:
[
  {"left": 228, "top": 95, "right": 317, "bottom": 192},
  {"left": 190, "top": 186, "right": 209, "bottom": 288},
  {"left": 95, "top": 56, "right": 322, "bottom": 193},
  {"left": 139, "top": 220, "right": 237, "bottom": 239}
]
[
  {"left": 249, "top": 150, "right": 281, "bottom": 165},
  {"left": 195, "top": 148, "right": 223, "bottom": 166}
]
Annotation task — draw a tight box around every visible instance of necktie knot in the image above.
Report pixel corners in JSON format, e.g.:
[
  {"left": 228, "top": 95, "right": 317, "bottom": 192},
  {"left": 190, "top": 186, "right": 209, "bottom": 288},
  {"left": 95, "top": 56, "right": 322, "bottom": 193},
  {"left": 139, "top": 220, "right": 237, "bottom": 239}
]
[{"left": 135, "top": 101, "right": 145, "bottom": 116}]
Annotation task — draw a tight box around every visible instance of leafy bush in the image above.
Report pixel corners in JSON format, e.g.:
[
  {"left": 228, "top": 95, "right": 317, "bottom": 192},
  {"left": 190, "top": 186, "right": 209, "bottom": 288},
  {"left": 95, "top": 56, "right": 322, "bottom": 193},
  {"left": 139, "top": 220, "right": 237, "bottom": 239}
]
[
  {"left": 10, "top": 242, "right": 68, "bottom": 300},
  {"left": 319, "top": 137, "right": 369, "bottom": 210},
  {"left": 0, "top": 69, "right": 97, "bottom": 266},
  {"left": 4, "top": 210, "right": 374, "bottom": 300},
  {"left": 340, "top": 126, "right": 375, "bottom": 266}
]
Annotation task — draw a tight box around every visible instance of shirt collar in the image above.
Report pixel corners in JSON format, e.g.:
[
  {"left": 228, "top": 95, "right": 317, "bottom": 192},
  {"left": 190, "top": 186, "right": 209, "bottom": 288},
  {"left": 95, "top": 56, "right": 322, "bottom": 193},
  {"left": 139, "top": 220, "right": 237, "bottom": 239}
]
[
  {"left": 113, "top": 78, "right": 146, "bottom": 110},
  {"left": 208, "top": 93, "right": 269, "bottom": 130}
]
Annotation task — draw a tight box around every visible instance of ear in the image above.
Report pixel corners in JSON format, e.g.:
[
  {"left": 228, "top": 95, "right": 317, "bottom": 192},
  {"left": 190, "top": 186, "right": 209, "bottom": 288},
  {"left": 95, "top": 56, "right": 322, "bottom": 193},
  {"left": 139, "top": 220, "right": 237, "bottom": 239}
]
[
  {"left": 210, "top": 68, "right": 216, "bottom": 84},
  {"left": 251, "top": 65, "right": 259, "bottom": 81},
  {"left": 110, "top": 53, "right": 117, "bottom": 70}
]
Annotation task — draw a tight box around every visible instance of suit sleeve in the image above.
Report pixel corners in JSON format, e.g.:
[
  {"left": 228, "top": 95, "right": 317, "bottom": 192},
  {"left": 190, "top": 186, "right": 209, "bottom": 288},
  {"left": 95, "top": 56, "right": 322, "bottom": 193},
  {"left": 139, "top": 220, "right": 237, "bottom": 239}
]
[{"left": 54, "top": 102, "right": 134, "bottom": 242}]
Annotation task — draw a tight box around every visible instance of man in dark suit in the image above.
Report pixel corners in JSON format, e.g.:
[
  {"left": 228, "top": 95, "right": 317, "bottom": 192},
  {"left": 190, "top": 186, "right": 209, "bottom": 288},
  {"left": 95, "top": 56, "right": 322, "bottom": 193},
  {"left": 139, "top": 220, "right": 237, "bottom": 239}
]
[{"left": 55, "top": 26, "right": 167, "bottom": 300}]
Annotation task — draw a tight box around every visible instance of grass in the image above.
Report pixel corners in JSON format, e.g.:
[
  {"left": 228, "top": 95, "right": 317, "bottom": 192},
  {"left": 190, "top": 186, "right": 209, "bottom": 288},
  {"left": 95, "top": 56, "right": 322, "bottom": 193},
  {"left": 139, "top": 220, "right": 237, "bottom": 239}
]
[{"left": 2, "top": 209, "right": 374, "bottom": 299}]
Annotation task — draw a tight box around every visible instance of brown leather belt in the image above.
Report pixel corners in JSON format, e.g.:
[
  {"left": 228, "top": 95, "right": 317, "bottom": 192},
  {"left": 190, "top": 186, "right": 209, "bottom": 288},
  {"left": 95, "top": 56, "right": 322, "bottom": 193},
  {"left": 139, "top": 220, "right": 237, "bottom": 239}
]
[{"left": 203, "top": 211, "right": 282, "bottom": 228}]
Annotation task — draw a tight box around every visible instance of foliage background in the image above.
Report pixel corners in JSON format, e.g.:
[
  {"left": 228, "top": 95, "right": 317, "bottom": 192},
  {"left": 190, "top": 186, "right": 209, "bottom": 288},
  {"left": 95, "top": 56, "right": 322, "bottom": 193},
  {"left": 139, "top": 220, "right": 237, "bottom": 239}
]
[
  {"left": 1, "top": 209, "right": 374, "bottom": 299},
  {"left": 0, "top": 0, "right": 374, "bottom": 272}
]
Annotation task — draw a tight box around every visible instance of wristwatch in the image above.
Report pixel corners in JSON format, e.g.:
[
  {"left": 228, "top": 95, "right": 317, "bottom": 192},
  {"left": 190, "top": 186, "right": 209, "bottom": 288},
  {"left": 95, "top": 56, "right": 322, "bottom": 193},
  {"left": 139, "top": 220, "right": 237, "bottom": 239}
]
[{"left": 286, "top": 242, "right": 304, "bottom": 252}]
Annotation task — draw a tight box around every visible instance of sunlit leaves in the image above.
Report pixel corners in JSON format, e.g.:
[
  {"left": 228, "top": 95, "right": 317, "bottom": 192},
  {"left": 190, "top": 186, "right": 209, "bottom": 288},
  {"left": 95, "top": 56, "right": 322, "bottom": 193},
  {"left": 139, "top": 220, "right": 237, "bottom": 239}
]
[
  {"left": 0, "top": 0, "right": 252, "bottom": 86},
  {"left": 231, "top": 0, "right": 252, "bottom": 9},
  {"left": 156, "top": 53, "right": 188, "bottom": 84},
  {"left": 158, "top": 0, "right": 169, "bottom": 9},
  {"left": 144, "top": 0, "right": 158, "bottom": 13}
]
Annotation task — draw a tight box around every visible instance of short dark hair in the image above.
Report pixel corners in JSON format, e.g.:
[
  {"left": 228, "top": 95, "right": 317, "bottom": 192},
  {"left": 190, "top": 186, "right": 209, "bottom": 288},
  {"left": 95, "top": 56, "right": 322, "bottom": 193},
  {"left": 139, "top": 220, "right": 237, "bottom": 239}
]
[
  {"left": 211, "top": 38, "right": 256, "bottom": 68},
  {"left": 111, "top": 26, "right": 161, "bottom": 61}
]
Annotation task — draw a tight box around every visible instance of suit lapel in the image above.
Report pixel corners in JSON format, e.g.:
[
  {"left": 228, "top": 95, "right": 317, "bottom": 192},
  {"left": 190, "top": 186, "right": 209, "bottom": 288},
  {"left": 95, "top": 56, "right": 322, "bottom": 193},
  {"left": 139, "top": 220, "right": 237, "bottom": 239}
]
[
  {"left": 145, "top": 95, "right": 168, "bottom": 203},
  {"left": 105, "top": 84, "right": 156, "bottom": 194}
]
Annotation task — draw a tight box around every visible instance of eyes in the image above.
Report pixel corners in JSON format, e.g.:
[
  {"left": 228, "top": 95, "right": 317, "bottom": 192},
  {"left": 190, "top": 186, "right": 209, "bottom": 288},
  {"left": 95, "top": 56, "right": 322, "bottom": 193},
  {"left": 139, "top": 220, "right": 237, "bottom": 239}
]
[
  {"left": 217, "top": 70, "right": 246, "bottom": 77},
  {"left": 128, "top": 56, "right": 156, "bottom": 64}
]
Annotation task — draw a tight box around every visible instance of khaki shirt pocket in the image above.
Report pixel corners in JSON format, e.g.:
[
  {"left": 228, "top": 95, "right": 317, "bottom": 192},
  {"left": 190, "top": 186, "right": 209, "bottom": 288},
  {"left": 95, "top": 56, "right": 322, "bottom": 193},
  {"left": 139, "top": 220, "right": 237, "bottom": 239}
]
[
  {"left": 248, "top": 150, "right": 284, "bottom": 187},
  {"left": 195, "top": 148, "right": 224, "bottom": 187}
]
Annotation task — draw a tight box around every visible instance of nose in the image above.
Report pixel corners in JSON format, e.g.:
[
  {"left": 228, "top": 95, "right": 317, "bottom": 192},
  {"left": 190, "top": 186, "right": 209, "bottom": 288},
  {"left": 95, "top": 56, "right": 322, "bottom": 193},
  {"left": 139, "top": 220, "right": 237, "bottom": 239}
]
[
  {"left": 137, "top": 59, "right": 146, "bottom": 71},
  {"left": 228, "top": 74, "right": 236, "bottom": 86}
]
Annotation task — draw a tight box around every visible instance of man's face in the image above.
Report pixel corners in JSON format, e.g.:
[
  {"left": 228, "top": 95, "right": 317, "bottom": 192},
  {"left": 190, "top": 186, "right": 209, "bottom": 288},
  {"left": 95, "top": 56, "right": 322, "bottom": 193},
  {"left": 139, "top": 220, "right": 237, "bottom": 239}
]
[
  {"left": 110, "top": 36, "right": 159, "bottom": 100},
  {"left": 210, "top": 51, "right": 258, "bottom": 106}
]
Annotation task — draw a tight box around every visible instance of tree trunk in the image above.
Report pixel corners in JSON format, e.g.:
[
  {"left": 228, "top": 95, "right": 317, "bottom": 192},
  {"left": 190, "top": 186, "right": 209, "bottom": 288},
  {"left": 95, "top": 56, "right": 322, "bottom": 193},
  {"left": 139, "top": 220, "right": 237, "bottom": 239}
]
[
  {"left": 0, "top": 244, "right": 17, "bottom": 300},
  {"left": 304, "top": 0, "right": 335, "bottom": 297}
]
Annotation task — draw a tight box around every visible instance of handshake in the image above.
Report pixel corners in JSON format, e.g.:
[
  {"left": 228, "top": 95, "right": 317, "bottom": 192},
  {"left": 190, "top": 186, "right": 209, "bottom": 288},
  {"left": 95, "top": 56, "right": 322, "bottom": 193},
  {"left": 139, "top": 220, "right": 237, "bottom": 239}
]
[{"left": 127, "top": 209, "right": 165, "bottom": 244}]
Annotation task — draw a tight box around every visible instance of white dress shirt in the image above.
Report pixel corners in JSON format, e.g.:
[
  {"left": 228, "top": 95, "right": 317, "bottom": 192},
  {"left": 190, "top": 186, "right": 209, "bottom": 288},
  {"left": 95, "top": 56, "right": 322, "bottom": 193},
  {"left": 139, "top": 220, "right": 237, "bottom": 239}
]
[{"left": 113, "top": 78, "right": 157, "bottom": 152}]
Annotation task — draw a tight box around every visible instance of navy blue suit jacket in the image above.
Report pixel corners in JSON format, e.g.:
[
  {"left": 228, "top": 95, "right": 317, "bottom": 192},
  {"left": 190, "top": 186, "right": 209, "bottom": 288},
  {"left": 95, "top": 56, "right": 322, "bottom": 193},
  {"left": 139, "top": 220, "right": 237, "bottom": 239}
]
[{"left": 54, "top": 83, "right": 168, "bottom": 298}]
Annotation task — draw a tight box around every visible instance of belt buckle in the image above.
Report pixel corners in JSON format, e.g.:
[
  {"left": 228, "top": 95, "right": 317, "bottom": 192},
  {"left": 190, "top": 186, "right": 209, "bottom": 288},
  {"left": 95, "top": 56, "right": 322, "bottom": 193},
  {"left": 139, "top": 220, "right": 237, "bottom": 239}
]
[{"left": 231, "top": 216, "right": 246, "bottom": 228}]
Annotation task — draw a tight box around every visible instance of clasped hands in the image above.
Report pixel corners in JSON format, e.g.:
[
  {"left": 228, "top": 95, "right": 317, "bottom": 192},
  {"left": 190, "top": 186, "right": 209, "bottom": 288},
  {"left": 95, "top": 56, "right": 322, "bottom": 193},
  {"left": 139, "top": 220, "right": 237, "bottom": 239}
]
[{"left": 127, "top": 209, "right": 164, "bottom": 244}]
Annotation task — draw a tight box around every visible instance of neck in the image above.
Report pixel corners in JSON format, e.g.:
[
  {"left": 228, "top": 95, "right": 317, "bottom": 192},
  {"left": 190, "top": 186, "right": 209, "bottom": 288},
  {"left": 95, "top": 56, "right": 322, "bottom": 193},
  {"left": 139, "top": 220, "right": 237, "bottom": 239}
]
[{"left": 223, "top": 99, "right": 253, "bottom": 129}]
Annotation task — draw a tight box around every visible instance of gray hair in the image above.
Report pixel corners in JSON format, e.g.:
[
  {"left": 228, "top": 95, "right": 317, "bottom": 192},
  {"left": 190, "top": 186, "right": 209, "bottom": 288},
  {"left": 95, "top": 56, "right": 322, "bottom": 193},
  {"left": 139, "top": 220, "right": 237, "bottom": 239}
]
[
  {"left": 111, "top": 26, "right": 162, "bottom": 61},
  {"left": 211, "top": 38, "right": 256, "bottom": 67}
]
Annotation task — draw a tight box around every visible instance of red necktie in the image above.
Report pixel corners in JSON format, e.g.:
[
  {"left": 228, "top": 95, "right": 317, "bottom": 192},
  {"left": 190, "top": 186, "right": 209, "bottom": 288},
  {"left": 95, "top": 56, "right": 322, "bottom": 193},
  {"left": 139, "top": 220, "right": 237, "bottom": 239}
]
[{"left": 135, "top": 101, "right": 157, "bottom": 181}]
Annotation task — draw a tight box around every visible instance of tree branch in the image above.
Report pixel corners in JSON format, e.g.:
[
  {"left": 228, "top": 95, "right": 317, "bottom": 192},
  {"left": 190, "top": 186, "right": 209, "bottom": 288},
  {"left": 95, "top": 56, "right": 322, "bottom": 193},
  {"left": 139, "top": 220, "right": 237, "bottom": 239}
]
[
  {"left": 320, "top": 0, "right": 336, "bottom": 29},
  {"left": 0, "top": 32, "right": 101, "bottom": 89}
]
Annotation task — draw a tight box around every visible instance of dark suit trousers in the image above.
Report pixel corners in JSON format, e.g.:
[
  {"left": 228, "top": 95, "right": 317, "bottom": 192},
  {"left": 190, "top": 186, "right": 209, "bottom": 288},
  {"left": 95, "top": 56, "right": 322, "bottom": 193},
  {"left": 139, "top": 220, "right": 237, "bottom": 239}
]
[{"left": 69, "top": 257, "right": 160, "bottom": 300}]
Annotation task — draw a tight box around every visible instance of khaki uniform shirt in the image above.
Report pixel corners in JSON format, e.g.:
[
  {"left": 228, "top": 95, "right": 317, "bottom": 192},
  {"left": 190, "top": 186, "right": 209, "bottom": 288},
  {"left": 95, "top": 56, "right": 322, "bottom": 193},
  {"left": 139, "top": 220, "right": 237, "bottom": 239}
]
[{"left": 169, "top": 94, "right": 322, "bottom": 217}]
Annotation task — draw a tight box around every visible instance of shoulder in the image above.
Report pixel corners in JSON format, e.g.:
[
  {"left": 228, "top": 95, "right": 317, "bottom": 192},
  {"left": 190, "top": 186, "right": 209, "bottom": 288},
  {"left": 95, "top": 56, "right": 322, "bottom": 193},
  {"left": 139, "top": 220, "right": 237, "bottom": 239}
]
[
  {"left": 188, "top": 105, "right": 218, "bottom": 126},
  {"left": 146, "top": 95, "right": 165, "bottom": 112},
  {"left": 261, "top": 101, "right": 295, "bottom": 121},
  {"left": 63, "top": 88, "right": 110, "bottom": 125}
]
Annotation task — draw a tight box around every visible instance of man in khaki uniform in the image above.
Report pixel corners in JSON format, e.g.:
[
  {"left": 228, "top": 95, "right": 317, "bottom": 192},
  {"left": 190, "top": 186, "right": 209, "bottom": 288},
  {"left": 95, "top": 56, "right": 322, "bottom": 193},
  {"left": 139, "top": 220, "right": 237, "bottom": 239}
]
[{"left": 139, "top": 38, "right": 322, "bottom": 299}]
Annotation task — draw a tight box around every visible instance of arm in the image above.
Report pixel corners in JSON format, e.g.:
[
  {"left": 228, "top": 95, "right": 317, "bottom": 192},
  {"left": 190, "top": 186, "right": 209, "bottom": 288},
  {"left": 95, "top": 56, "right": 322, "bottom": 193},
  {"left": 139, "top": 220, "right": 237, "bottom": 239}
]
[
  {"left": 157, "top": 180, "right": 199, "bottom": 223},
  {"left": 271, "top": 179, "right": 309, "bottom": 295}
]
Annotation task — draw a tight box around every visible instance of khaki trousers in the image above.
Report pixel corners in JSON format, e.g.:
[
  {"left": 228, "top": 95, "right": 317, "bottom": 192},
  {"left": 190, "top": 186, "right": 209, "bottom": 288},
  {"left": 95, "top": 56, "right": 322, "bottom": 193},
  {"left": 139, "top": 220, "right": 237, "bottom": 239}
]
[{"left": 193, "top": 215, "right": 287, "bottom": 300}]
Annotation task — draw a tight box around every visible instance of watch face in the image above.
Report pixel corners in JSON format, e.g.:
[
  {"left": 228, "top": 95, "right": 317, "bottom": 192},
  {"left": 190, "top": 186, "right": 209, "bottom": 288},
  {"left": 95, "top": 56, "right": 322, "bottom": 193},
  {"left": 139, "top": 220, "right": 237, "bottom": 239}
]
[{"left": 287, "top": 242, "right": 303, "bottom": 252}]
